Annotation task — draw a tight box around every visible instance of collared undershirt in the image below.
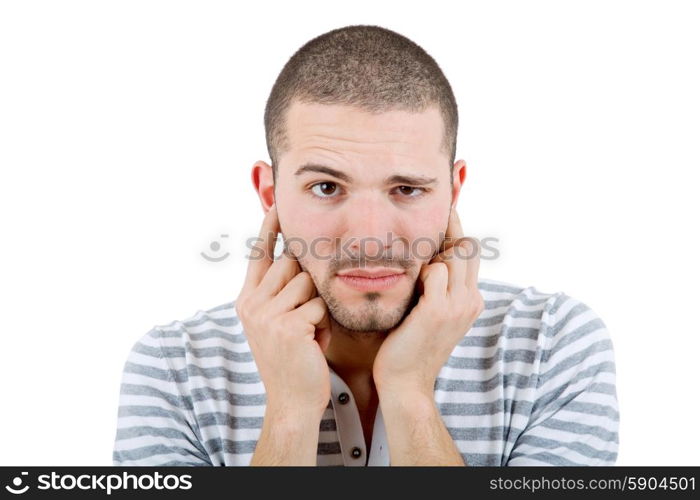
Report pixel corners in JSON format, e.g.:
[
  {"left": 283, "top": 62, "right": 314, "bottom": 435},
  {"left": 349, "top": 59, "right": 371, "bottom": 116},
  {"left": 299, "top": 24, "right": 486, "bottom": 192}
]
[{"left": 112, "top": 278, "right": 620, "bottom": 466}]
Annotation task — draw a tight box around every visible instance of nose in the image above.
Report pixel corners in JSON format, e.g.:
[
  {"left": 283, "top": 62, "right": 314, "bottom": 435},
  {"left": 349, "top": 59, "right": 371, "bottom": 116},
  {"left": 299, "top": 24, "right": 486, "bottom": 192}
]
[{"left": 343, "top": 194, "right": 398, "bottom": 259}]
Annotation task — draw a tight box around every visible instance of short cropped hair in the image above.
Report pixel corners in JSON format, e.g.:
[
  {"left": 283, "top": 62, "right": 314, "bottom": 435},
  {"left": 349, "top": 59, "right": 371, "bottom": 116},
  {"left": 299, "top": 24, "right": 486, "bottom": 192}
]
[{"left": 264, "top": 24, "right": 459, "bottom": 181}]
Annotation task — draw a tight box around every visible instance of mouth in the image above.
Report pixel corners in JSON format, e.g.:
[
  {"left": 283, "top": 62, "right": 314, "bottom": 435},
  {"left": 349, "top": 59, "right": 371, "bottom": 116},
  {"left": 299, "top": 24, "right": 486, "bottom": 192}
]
[{"left": 336, "top": 268, "right": 406, "bottom": 292}]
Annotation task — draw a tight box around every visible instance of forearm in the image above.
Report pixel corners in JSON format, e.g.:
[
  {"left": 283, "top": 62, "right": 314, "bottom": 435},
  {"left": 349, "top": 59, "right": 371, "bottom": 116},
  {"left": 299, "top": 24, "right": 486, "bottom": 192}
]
[
  {"left": 250, "top": 403, "right": 323, "bottom": 466},
  {"left": 378, "top": 389, "right": 466, "bottom": 466}
]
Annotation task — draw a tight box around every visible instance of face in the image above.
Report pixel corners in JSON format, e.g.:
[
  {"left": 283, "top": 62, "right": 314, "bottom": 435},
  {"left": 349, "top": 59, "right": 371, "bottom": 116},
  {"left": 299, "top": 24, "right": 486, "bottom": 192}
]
[{"left": 254, "top": 100, "right": 465, "bottom": 333}]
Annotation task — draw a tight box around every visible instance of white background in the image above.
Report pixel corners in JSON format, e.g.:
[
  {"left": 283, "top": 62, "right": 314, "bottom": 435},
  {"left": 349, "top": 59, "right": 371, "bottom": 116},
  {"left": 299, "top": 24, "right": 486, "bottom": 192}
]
[{"left": 1, "top": 0, "right": 698, "bottom": 466}]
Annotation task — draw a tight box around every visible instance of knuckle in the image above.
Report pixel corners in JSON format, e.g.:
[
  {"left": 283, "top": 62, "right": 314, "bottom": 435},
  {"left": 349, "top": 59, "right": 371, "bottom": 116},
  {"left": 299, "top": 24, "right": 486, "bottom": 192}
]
[
  {"left": 270, "top": 320, "right": 289, "bottom": 339},
  {"left": 457, "top": 237, "right": 479, "bottom": 258},
  {"left": 431, "top": 262, "right": 448, "bottom": 274},
  {"left": 235, "top": 296, "right": 249, "bottom": 319},
  {"left": 469, "top": 291, "right": 485, "bottom": 316}
]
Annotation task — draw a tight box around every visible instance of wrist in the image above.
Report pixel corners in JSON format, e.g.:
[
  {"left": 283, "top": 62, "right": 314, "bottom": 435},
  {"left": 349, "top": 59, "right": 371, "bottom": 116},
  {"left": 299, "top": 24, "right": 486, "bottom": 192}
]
[
  {"left": 252, "top": 401, "right": 324, "bottom": 466},
  {"left": 374, "top": 375, "right": 435, "bottom": 402},
  {"left": 377, "top": 385, "right": 436, "bottom": 416},
  {"left": 264, "top": 399, "right": 325, "bottom": 428}
]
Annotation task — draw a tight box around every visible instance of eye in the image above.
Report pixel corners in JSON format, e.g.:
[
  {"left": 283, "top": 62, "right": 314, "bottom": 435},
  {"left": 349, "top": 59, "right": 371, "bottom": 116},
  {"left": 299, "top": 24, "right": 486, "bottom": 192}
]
[
  {"left": 393, "top": 186, "right": 428, "bottom": 198},
  {"left": 310, "top": 181, "right": 341, "bottom": 199}
]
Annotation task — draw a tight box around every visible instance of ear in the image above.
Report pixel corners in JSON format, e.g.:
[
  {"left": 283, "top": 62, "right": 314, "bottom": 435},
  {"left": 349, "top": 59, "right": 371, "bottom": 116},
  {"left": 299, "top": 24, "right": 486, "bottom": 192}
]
[
  {"left": 250, "top": 160, "right": 275, "bottom": 212},
  {"left": 450, "top": 159, "right": 467, "bottom": 211}
]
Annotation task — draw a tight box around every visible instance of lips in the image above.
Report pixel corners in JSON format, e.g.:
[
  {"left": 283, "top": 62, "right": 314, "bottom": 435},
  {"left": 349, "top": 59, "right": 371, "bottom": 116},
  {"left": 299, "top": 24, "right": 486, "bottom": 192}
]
[
  {"left": 336, "top": 267, "right": 404, "bottom": 278},
  {"left": 336, "top": 268, "right": 406, "bottom": 292}
]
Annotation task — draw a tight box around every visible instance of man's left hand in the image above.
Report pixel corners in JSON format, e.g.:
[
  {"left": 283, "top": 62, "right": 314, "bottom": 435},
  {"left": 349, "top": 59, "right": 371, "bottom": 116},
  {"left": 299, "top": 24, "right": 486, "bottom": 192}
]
[{"left": 372, "top": 208, "right": 484, "bottom": 400}]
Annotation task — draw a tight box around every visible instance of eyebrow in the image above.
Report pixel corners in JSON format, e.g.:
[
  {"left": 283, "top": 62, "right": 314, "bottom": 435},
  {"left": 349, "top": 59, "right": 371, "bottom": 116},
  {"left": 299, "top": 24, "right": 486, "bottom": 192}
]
[{"left": 294, "top": 163, "right": 438, "bottom": 186}]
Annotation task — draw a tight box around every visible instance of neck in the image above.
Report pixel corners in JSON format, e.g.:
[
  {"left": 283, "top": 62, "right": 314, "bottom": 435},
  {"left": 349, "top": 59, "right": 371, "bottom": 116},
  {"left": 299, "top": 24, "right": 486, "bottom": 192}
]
[{"left": 324, "top": 316, "right": 386, "bottom": 379}]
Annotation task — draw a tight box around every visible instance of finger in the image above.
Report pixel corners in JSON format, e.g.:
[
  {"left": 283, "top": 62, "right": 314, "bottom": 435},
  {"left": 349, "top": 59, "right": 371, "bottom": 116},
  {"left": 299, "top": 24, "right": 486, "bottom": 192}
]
[
  {"left": 441, "top": 208, "right": 465, "bottom": 253},
  {"left": 241, "top": 204, "right": 280, "bottom": 294},
  {"left": 419, "top": 262, "right": 449, "bottom": 301},
  {"left": 463, "top": 237, "right": 482, "bottom": 291},
  {"left": 291, "top": 296, "right": 328, "bottom": 335},
  {"left": 314, "top": 308, "right": 332, "bottom": 353},
  {"left": 257, "top": 244, "right": 302, "bottom": 298},
  {"left": 433, "top": 241, "right": 469, "bottom": 293},
  {"left": 271, "top": 269, "right": 317, "bottom": 313}
]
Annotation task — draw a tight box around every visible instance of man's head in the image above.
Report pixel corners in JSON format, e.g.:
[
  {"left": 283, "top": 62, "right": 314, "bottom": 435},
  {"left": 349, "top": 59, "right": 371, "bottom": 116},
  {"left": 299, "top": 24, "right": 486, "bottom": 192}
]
[{"left": 251, "top": 25, "right": 467, "bottom": 334}]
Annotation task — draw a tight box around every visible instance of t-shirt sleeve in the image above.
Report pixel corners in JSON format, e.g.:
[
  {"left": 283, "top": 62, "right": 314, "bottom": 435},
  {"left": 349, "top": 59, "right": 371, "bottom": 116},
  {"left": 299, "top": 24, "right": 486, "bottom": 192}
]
[
  {"left": 112, "top": 327, "right": 213, "bottom": 466},
  {"left": 506, "top": 293, "right": 620, "bottom": 466}
]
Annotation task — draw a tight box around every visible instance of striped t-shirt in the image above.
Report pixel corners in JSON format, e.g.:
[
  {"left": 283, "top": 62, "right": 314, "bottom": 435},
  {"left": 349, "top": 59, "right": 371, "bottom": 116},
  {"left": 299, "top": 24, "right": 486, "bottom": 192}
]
[{"left": 112, "top": 278, "right": 620, "bottom": 466}]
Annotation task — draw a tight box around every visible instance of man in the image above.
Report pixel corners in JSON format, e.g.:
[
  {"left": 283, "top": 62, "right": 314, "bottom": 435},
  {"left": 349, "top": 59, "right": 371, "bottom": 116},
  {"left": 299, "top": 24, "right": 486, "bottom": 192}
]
[{"left": 113, "top": 24, "right": 619, "bottom": 466}]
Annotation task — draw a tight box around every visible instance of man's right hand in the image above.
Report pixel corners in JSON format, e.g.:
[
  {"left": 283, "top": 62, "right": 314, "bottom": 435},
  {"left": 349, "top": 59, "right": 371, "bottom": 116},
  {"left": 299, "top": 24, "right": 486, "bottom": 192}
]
[{"left": 235, "top": 203, "right": 332, "bottom": 425}]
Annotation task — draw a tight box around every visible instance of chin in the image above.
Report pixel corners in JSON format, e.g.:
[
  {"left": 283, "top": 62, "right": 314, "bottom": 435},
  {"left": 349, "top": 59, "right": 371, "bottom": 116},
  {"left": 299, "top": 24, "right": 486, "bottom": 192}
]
[{"left": 321, "top": 287, "right": 416, "bottom": 334}]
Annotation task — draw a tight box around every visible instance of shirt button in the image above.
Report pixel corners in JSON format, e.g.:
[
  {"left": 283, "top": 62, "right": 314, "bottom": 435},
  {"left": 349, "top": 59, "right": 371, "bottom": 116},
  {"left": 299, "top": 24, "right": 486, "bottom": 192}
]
[
  {"left": 338, "top": 392, "right": 350, "bottom": 405},
  {"left": 351, "top": 447, "right": 362, "bottom": 459}
]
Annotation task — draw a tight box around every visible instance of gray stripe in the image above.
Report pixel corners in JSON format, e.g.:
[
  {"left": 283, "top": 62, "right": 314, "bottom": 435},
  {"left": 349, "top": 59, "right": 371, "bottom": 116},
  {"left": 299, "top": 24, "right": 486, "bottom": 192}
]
[
  {"left": 133, "top": 341, "right": 253, "bottom": 363},
  {"left": 317, "top": 441, "right": 342, "bottom": 455},
  {"left": 446, "top": 348, "right": 537, "bottom": 370},
  {"left": 150, "top": 328, "right": 181, "bottom": 339},
  {"left": 196, "top": 412, "right": 264, "bottom": 430},
  {"left": 533, "top": 363, "right": 618, "bottom": 415},
  {"left": 118, "top": 405, "right": 189, "bottom": 427},
  {"left": 185, "top": 344, "right": 253, "bottom": 363},
  {"left": 188, "top": 330, "right": 247, "bottom": 344},
  {"left": 320, "top": 419, "right": 337, "bottom": 432},
  {"left": 116, "top": 425, "right": 194, "bottom": 442},
  {"left": 588, "top": 382, "right": 617, "bottom": 396},
  {"left": 205, "top": 438, "right": 258, "bottom": 455},
  {"left": 183, "top": 315, "right": 239, "bottom": 329},
  {"left": 538, "top": 340, "right": 614, "bottom": 386},
  {"left": 515, "top": 295, "right": 553, "bottom": 306},
  {"left": 113, "top": 444, "right": 210, "bottom": 464},
  {"left": 115, "top": 426, "right": 210, "bottom": 462},
  {"left": 474, "top": 309, "right": 543, "bottom": 328},
  {"left": 540, "top": 417, "right": 618, "bottom": 442},
  {"left": 186, "top": 363, "right": 261, "bottom": 384},
  {"left": 544, "top": 298, "right": 606, "bottom": 341},
  {"left": 484, "top": 296, "right": 551, "bottom": 309},
  {"left": 120, "top": 383, "right": 193, "bottom": 410},
  {"left": 435, "top": 372, "right": 537, "bottom": 392},
  {"left": 544, "top": 293, "right": 568, "bottom": 315},
  {"left": 152, "top": 327, "right": 248, "bottom": 344},
  {"left": 515, "top": 434, "right": 617, "bottom": 461},
  {"left": 559, "top": 400, "right": 619, "bottom": 419},
  {"left": 125, "top": 361, "right": 262, "bottom": 385},
  {"left": 543, "top": 317, "right": 607, "bottom": 356},
  {"left": 478, "top": 282, "right": 524, "bottom": 294},
  {"left": 447, "top": 426, "right": 512, "bottom": 442},
  {"left": 456, "top": 333, "right": 502, "bottom": 348},
  {"left": 154, "top": 460, "right": 210, "bottom": 466},
  {"left": 438, "top": 398, "right": 534, "bottom": 417},
  {"left": 461, "top": 452, "right": 503, "bottom": 466},
  {"left": 508, "top": 450, "right": 585, "bottom": 466},
  {"left": 191, "top": 387, "right": 267, "bottom": 406},
  {"left": 457, "top": 328, "right": 541, "bottom": 348},
  {"left": 489, "top": 326, "right": 541, "bottom": 341},
  {"left": 123, "top": 361, "right": 178, "bottom": 382}
]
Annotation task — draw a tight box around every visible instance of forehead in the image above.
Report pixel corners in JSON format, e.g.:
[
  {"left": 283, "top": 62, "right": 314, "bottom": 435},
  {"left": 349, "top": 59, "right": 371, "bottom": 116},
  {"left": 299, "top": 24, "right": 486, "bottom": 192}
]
[{"left": 282, "top": 100, "right": 446, "bottom": 169}]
